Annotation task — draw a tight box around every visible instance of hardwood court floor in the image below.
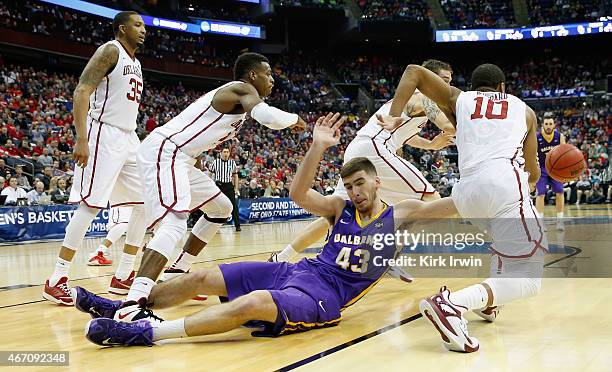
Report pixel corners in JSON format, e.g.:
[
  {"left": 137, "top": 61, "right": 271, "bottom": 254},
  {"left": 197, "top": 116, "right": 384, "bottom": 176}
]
[{"left": 0, "top": 204, "right": 610, "bottom": 371}]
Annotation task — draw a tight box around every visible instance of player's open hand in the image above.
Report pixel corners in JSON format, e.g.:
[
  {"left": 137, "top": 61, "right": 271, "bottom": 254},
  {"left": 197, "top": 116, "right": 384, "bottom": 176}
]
[
  {"left": 290, "top": 117, "right": 306, "bottom": 133},
  {"left": 376, "top": 114, "right": 406, "bottom": 131},
  {"left": 313, "top": 112, "right": 345, "bottom": 149},
  {"left": 73, "top": 137, "right": 89, "bottom": 168},
  {"left": 430, "top": 132, "right": 455, "bottom": 150}
]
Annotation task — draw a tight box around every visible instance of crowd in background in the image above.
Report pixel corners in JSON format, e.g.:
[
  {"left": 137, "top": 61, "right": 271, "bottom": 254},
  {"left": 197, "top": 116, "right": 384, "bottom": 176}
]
[
  {"left": 0, "top": 56, "right": 609, "bottom": 207},
  {"left": 359, "top": 0, "right": 430, "bottom": 21}
]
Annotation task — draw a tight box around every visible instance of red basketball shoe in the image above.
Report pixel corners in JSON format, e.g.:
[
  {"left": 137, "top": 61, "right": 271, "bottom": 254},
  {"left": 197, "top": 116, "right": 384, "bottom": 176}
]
[
  {"left": 419, "top": 286, "right": 479, "bottom": 353},
  {"left": 88, "top": 252, "right": 113, "bottom": 266},
  {"left": 43, "top": 277, "right": 74, "bottom": 306},
  {"left": 108, "top": 271, "right": 135, "bottom": 295}
]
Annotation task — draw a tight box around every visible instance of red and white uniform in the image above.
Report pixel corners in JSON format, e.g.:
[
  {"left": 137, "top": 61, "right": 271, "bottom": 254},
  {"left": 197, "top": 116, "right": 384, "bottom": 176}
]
[
  {"left": 451, "top": 91, "right": 547, "bottom": 257},
  {"left": 139, "top": 81, "right": 246, "bottom": 228},
  {"left": 69, "top": 40, "right": 144, "bottom": 209},
  {"left": 333, "top": 100, "right": 435, "bottom": 204}
]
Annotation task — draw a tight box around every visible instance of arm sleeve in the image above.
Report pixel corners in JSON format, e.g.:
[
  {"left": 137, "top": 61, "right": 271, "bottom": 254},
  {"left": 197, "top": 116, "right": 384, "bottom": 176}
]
[{"left": 250, "top": 102, "right": 298, "bottom": 130}]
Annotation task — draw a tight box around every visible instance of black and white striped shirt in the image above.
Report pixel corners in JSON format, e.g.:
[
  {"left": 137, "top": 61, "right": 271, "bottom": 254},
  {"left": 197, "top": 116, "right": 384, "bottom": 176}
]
[{"left": 210, "top": 158, "right": 237, "bottom": 183}]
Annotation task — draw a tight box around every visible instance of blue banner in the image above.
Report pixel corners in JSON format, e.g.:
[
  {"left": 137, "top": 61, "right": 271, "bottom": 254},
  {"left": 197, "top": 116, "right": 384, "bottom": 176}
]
[
  {"left": 436, "top": 20, "right": 612, "bottom": 42},
  {"left": 238, "top": 198, "right": 313, "bottom": 224},
  {"left": 0, "top": 205, "right": 109, "bottom": 243}
]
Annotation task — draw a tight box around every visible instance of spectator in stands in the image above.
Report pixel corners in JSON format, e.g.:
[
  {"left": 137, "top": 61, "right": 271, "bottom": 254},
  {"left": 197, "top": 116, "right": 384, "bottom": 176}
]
[
  {"left": 1, "top": 175, "right": 27, "bottom": 205},
  {"left": 38, "top": 148, "right": 53, "bottom": 167},
  {"left": 278, "top": 180, "right": 289, "bottom": 197},
  {"left": 576, "top": 175, "right": 592, "bottom": 204},
  {"left": 0, "top": 158, "right": 11, "bottom": 179},
  {"left": 27, "top": 180, "right": 47, "bottom": 205},
  {"left": 50, "top": 177, "right": 69, "bottom": 204},
  {"left": 14, "top": 164, "right": 30, "bottom": 191},
  {"left": 248, "top": 179, "right": 264, "bottom": 199},
  {"left": 588, "top": 183, "right": 605, "bottom": 204}
]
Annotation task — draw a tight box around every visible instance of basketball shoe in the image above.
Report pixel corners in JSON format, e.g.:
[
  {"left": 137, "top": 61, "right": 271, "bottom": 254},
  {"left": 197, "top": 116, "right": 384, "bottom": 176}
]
[
  {"left": 108, "top": 271, "right": 135, "bottom": 295},
  {"left": 43, "top": 277, "right": 74, "bottom": 305},
  {"left": 419, "top": 286, "right": 480, "bottom": 353},
  {"left": 87, "top": 252, "right": 113, "bottom": 266},
  {"left": 74, "top": 286, "right": 122, "bottom": 319},
  {"left": 386, "top": 266, "right": 413, "bottom": 283},
  {"left": 473, "top": 305, "right": 500, "bottom": 322},
  {"left": 267, "top": 252, "right": 279, "bottom": 262},
  {"left": 86, "top": 318, "right": 154, "bottom": 347},
  {"left": 113, "top": 298, "right": 164, "bottom": 325},
  {"left": 158, "top": 268, "right": 207, "bottom": 301}
]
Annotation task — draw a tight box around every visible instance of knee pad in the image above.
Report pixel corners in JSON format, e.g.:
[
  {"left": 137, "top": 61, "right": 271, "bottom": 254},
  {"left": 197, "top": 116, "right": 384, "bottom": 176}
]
[
  {"left": 125, "top": 205, "right": 147, "bottom": 247},
  {"left": 200, "top": 193, "right": 232, "bottom": 219},
  {"left": 191, "top": 213, "right": 226, "bottom": 243},
  {"left": 147, "top": 213, "right": 187, "bottom": 260},
  {"left": 63, "top": 204, "right": 100, "bottom": 250}
]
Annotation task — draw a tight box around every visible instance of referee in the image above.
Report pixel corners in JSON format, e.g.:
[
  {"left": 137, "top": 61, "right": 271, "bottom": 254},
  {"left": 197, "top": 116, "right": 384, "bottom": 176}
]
[{"left": 210, "top": 147, "right": 241, "bottom": 231}]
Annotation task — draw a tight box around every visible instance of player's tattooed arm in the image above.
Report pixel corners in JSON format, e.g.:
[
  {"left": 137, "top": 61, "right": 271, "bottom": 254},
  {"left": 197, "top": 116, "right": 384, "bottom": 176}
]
[
  {"left": 72, "top": 43, "right": 119, "bottom": 167},
  {"left": 422, "top": 95, "right": 456, "bottom": 134}
]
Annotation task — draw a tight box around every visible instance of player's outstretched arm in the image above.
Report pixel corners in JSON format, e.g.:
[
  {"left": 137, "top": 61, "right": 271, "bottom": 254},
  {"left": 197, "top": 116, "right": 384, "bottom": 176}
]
[
  {"left": 289, "top": 113, "right": 346, "bottom": 219},
  {"left": 72, "top": 43, "right": 119, "bottom": 167},
  {"left": 216, "top": 83, "right": 306, "bottom": 131},
  {"left": 393, "top": 197, "right": 458, "bottom": 221},
  {"left": 379, "top": 65, "right": 461, "bottom": 130},
  {"left": 524, "top": 107, "right": 541, "bottom": 191}
]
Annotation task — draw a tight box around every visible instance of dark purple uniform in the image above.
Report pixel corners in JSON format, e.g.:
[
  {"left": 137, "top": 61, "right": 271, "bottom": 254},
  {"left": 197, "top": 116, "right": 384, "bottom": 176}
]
[
  {"left": 219, "top": 201, "right": 397, "bottom": 336},
  {"left": 536, "top": 130, "right": 564, "bottom": 195}
]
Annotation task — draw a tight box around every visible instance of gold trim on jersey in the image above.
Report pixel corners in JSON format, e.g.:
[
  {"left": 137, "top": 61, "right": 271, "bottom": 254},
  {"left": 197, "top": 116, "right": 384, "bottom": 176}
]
[
  {"left": 541, "top": 129, "right": 555, "bottom": 143},
  {"left": 341, "top": 275, "right": 385, "bottom": 310},
  {"left": 355, "top": 202, "right": 388, "bottom": 228}
]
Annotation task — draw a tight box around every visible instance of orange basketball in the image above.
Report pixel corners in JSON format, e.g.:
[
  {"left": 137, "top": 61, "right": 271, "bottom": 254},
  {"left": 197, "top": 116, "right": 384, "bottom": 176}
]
[{"left": 545, "top": 143, "right": 586, "bottom": 182}]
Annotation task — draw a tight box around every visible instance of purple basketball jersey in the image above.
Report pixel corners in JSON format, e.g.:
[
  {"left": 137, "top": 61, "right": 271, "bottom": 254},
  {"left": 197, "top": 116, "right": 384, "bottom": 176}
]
[
  {"left": 537, "top": 130, "right": 561, "bottom": 172},
  {"left": 306, "top": 200, "right": 397, "bottom": 307}
]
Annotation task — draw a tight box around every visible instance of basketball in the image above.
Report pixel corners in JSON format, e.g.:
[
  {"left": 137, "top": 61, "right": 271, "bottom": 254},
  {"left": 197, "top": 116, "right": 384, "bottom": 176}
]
[{"left": 545, "top": 143, "right": 586, "bottom": 182}]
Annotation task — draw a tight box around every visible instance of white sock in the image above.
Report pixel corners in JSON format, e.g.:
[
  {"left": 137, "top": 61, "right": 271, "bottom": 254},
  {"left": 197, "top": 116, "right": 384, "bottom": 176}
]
[
  {"left": 115, "top": 253, "right": 136, "bottom": 280},
  {"left": 448, "top": 284, "right": 489, "bottom": 314},
  {"left": 538, "top": 211, "right": 544, "bottom": 219},
  {"left": 98, "top": 244, "right": 109, "bottom": 255},
  {"left": 276, "top": 244, "right": 298, "bottom": 262},
  {"left": 152, "top": 318, "right": 187, "bottom": 341},
  {"left": 126, "top": 277, "right": 155, "bottom": 302},
  {"left": 170, "top": 251, "right": 197, "bottom": 272},
  {"left": 557, "top": 212, "right": 564, "bottom": 219},
  {"left": 49, "top": 257, "right": 71, "bottom": 286}
]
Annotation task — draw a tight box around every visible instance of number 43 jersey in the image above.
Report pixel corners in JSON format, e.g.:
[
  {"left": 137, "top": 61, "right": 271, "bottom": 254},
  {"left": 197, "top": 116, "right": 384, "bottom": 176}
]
[
  {"left": 88, "top": 40, "right": 143, "bottom": 131},
  {"left": 454, "top": 91, "right": 528, "bottom": 175},
  {"left": 307, "top": 200, "right": 398, "bottom": 308}
]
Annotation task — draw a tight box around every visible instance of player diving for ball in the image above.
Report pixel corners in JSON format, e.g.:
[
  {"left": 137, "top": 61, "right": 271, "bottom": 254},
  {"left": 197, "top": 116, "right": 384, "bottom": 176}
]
[{"left": 74, "top": 112, "right": 458, "bottom": 346}]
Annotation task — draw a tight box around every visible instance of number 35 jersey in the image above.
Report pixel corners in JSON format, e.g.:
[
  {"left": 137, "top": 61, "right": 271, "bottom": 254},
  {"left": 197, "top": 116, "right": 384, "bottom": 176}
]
[
  {"left": 307, "top": 200, "right": 397, "bottom": 308},
  {"left": 454, "top": 91, "right": 527, "bottom": 174},
  {"left": 88, "top": 40, "right": 143, "bottom": 131}
]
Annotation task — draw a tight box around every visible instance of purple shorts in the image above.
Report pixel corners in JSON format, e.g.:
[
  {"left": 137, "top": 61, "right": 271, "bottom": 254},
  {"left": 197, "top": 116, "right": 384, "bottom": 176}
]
[
  {"left": 219, "top": 260, "right": 342, "bottom": 337},
  {"left": 536, "top": 169, "right": 564, "bottom": 196}
]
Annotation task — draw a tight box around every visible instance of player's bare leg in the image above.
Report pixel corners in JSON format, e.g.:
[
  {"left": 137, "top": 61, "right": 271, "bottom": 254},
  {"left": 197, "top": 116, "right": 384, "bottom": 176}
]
[
  {"left": 84, "top": 267, "right": 278, "bottom": 346},
  {"left": 555, "top": 192, "right": 565, "bottom": 230}
]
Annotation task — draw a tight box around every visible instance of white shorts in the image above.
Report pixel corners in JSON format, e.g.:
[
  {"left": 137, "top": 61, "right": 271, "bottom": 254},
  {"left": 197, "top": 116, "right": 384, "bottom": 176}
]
[
  {"left": 107, "top": 205, "right": 133, "bottom": 230},
  {"left": 69, "top": 118, "right": 143, "bottom": 209},
  {"left": 138, "top": 132, "right": 222, "bottom": 229},
  {"left": 451, "top": 159, "right": 548, "bottom": 258},
  {"left": 332, "top": 135, "right": 436, "bottom": 204}
]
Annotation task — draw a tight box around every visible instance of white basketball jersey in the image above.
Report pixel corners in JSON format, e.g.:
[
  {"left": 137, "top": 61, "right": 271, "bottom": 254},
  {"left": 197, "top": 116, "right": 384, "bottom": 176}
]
[
  {"left": 357, "top": 100, "right": 425, "bottom": 149},
  {"left": 455, "top": 91, "right": 527, "bottom": 173},
  {"left": 88, "top": 40, "right": 143, "bottom": 131},
  {"left": 154, "top": 81, "right": 247, "bottom": 158}
]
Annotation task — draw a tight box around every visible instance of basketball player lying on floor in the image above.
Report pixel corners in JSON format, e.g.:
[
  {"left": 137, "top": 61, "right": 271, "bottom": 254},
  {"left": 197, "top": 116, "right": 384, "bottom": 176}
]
[{"left": 75, "top": 112, "right": 458, "bottom": 346}]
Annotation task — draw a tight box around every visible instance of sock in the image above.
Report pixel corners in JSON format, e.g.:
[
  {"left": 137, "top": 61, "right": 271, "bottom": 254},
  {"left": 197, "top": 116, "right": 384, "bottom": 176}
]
[
  {"left": 126, "top": 277, "right": 155, "bottom": 302},
  {"left": 152, "top": 318, "right": 187, "bottom": 341},
  {"left": 115, "top": 253, "right": 136, "bottom": 280},
  {"left": 538, "top": 211, "right": 544, "bottom": 219},
  {"left": 557, "top": 212, "right": 564, "bottom": 219},
  {"left": 276, "top": 244, "right": 298, "bottom": 262},
  {"left": 170, "top": 251, "right": 197, "bottom": 272},
  {"left": 49, "top": 257, "right": 71, "bottom": 286},
  {"left": 448, "top": 284, "right": 489, "bottom": 314},
  {"left": 98, "top": 244, "right": 109, "bottom": 255}
]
